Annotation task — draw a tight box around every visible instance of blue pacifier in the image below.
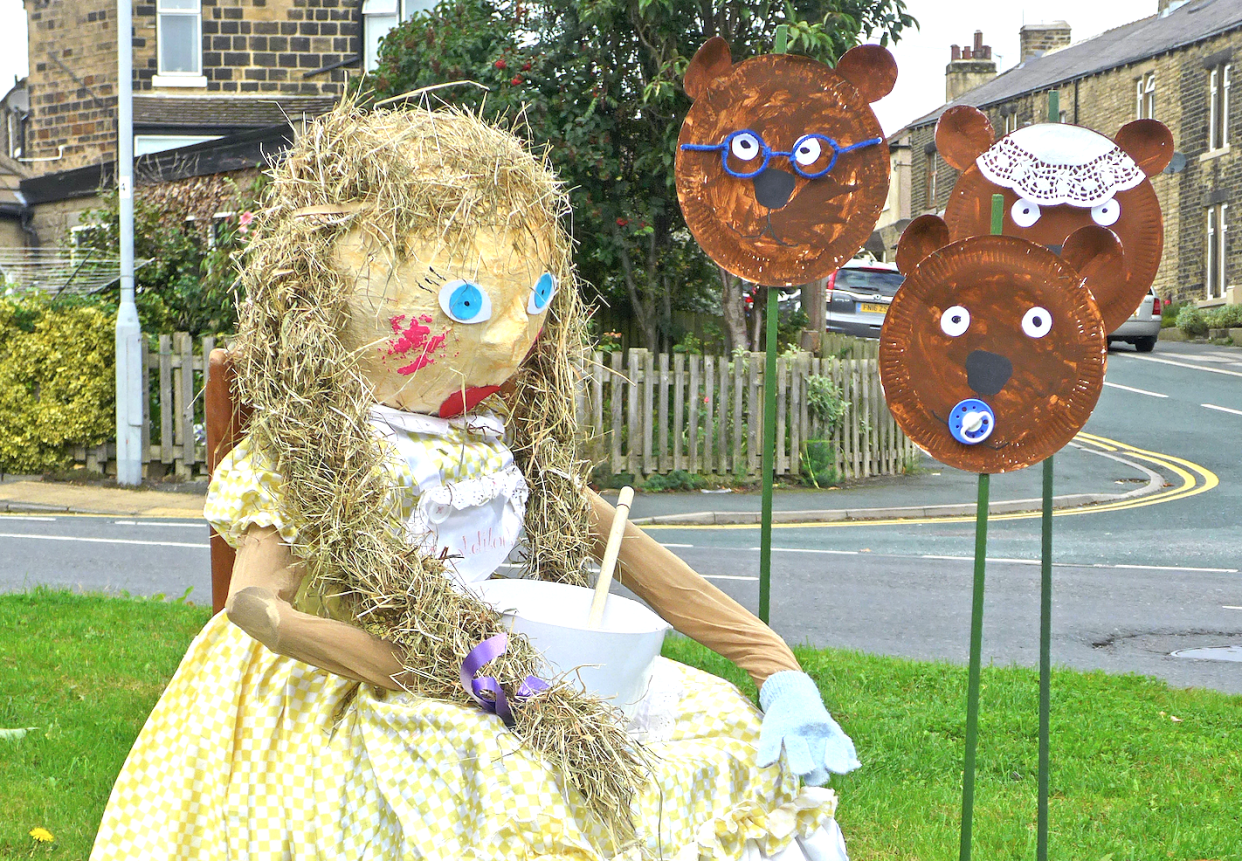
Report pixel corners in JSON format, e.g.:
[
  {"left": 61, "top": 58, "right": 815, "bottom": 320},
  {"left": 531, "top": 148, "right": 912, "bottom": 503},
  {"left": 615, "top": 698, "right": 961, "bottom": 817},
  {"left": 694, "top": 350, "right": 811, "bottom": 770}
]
[{"left": 948, "top": 399, "right": 995, "bottom": 445}]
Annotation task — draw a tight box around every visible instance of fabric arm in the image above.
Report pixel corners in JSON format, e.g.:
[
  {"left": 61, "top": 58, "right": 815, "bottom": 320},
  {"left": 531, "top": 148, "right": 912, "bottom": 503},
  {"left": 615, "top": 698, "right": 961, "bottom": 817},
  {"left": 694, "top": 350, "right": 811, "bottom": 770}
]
[
  {"left": 586, "top": 489, "right": 800, "bottom": 688},
  {"left": 226, "top": 525, "right": 409, "bottom": 692}
]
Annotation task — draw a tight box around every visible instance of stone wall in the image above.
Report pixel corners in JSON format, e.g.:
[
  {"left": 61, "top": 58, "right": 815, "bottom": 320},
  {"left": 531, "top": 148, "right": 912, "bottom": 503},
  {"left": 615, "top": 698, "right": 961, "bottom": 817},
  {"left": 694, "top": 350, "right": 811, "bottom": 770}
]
[
  {"left": 908, "top": 28, "right": 1242, "bottom": 306},
  {"left": 134, "top": 0, "right": 359, "bottom": 96},
  {"left": 23, "top": 0, "right": 357, "bottom": 176},
  {"left": 25, "top": 1, "right": 119, "bottom": 173}
]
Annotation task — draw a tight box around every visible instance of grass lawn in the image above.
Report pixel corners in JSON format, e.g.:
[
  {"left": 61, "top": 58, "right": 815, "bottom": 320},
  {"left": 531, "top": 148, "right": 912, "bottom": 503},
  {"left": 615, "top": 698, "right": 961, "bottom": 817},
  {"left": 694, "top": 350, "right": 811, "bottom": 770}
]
[{"left": 3, "top": 589, "right": 1239, "bottom": 860}]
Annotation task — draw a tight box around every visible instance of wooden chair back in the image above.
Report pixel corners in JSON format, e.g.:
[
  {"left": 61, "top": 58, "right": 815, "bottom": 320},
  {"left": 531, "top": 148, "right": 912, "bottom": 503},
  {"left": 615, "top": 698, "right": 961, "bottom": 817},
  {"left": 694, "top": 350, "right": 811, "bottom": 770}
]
[{"left": 205, "top": 349, "right": 252, "bottom": 613}]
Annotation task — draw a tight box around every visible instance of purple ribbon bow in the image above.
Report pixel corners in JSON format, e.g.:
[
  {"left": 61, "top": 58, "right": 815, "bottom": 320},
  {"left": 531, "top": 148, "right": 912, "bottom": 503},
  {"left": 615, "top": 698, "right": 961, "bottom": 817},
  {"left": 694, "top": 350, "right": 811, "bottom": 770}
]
[{"left": 460, "top": 633, "right": 549, "bottom": 726}]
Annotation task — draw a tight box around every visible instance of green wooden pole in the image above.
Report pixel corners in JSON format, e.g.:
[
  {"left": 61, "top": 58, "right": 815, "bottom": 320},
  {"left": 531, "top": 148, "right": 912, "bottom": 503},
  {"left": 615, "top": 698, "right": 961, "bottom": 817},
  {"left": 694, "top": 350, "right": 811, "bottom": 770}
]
[
  {"left": 760, "top": 285, "right": 777, "bottom": 624},
  {"left": 758, "top": 24, "right": 789, "bottom": 625},
  {"left": 959, "top": 472, "right": 990, "bottom": 861},
  {"left": 1037, "top": 91, "right": 1059, "bottom": 861},
  {"left": 960, "top": 192, "right": 1006, "bottom": 861},
  {"left": 1038, "top": 458, "right": 1054, "bottom": 861}
]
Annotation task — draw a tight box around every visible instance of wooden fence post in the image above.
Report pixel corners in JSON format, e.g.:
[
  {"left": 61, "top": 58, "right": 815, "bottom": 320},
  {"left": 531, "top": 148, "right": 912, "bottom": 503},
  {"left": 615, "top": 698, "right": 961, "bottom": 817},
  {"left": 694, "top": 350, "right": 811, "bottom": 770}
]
[
  {"left": 159, "top": 334, "right": 174, "bottom": 472},
  {"left": 179, "top": 333, "right": 195, "bottom": 478},
  {"left": 609, "top": 350, "right": 623, "bottom": 475}
]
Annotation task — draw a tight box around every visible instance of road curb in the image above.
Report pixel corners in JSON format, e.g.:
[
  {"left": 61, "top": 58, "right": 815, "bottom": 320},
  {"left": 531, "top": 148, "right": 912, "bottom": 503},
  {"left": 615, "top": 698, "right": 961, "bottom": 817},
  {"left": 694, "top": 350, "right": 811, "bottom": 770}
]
[
  {"left": 630, "top": 485, "right": 1161, "bottom": 527},
  {"left": 1, "top": 500, "right": 204, "bottom": 518}
]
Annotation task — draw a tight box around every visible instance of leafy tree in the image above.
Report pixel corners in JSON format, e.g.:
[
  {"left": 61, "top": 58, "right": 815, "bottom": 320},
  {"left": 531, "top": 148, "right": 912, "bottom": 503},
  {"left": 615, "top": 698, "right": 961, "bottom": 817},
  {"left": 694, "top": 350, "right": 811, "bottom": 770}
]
[
  {"left": 367, "top": 0, "right": 915, "bottom": 351},
  {"left": 75, "top": 176, "right": 264, "bottom": 337}
]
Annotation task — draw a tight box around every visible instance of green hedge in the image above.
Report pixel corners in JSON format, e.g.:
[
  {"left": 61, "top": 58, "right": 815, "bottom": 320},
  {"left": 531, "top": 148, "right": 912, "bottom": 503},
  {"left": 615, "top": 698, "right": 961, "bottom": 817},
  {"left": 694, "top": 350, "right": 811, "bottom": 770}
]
[{"left": 0, "top": 296, "right": 115, "bottom": 474}]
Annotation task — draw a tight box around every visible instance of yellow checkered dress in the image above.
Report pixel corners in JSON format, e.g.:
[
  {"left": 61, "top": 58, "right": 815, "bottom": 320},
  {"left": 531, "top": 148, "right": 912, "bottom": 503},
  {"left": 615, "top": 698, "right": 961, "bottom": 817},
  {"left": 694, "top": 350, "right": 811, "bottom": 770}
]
[{"left": 91, "top": 427, "right": 844, "bottom": 861}]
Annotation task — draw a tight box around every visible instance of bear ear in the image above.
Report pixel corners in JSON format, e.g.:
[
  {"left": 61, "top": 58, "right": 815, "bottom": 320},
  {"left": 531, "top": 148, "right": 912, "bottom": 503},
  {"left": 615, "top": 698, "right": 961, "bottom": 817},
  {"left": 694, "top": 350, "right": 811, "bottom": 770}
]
[
  {"left": 1114, "top": 119, "right": 1174, "bottom": 176},
  {"left": 896, "top": 215, "right": 952, "bottom": 275},
  {"left": 936, "top": 106, "right": 995, "bottom": 171},
  {"left": 1062, "top": 224, "right": 1125, "bottom": 307},
  {"left": 684, "top": 38, "right": 733, "bottom": 100},
  {"left": 834, "top": 44, "right": 897, "bottom": 104}
]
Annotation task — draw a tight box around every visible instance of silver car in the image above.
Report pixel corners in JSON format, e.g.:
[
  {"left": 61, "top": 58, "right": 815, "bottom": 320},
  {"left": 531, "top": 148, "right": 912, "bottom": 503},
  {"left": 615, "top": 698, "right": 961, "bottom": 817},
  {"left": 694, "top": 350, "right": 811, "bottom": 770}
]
[
  {"left": 1108, "top": 288, "right": 1161, "bottom": 353},
  {"left": 825, "top": 261, "right": 904, "bottom": 339}
]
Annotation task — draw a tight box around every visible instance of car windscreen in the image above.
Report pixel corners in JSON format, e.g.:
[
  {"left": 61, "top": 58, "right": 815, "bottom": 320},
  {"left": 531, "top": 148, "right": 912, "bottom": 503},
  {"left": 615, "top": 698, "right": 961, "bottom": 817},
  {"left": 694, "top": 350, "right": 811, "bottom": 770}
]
[{"left": 834, "top": 269, "right": 904, "bottom": 297}]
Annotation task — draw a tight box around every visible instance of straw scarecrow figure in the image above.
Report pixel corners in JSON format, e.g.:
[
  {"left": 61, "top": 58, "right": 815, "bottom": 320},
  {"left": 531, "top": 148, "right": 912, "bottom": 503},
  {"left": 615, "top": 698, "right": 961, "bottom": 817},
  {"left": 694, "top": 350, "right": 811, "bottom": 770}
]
[{"left": 91, "top": 102, "right": 857, "bottom": 861}]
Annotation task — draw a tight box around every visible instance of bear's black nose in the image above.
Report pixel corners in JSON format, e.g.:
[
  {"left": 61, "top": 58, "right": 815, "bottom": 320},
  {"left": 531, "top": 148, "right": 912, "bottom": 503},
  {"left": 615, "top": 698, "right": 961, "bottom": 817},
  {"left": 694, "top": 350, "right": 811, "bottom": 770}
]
[
  {"left": 753, "top": 168, "right": 797, "bottom": 210},
  {"left": 965, "top": 349, "right": 1012, "bottom": 396}
]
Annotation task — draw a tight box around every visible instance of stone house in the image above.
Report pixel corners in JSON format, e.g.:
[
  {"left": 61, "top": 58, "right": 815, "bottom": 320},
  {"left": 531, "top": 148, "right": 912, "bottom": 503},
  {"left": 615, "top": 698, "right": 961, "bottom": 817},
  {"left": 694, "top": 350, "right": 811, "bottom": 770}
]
[
  {"left": 895, "top": 0, "right": 1242, "bottom": 309},
  {"left": 0, "top": 0, "right": 432, "bottom": 271}
]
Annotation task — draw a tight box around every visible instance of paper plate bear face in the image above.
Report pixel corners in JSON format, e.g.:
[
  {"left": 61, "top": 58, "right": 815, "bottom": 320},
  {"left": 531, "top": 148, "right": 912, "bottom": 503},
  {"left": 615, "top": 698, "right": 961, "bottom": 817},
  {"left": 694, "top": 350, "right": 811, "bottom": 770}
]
[
  {"left": 676, "top": 38, "right": 895, "bottom": 286},
  {"left": 937, "top": 107, "right": 1172, "bottom": 332},
  {"left": 880, "top": 222, "right": 1116, "bottom": 473}
]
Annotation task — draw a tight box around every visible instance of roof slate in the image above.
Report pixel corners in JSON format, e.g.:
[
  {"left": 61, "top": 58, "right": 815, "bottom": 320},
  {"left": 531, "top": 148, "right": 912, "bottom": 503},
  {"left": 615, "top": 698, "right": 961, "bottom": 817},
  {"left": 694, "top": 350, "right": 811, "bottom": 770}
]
[
  {"left": 132, "top": 95, "right": 336, "bottom": 129},
  {"left": 909, "top": 0, "right": 1242, "bottom": 129}
]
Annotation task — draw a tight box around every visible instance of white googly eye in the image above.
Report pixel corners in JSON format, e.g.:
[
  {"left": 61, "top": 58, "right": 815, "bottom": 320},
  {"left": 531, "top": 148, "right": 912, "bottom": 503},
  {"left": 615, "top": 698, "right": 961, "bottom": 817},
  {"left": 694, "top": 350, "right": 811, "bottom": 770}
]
[
  {"left": 527, "top": 272, "right": 557, "bottom": 315},
  {"left": 730, "top": 132, "right": 762, "bottom": 161},
  {"left": 1011, "top": 198, "right": 1042, "bottom": 228},
  {"left": 439, "top": 279, "right": 492, "bottom": 324},
  {"left": 1091, "top": 199, "right": 1120, "bottom": 227},
  {"left": 1021, "top": 306, "right": 1053, "bottom": 338},
  {"left": 940, "top": 305, "right": 971, "bottom": 337},
  {"left": 793, "top": 136, "right": 823, "bottom": 166}
]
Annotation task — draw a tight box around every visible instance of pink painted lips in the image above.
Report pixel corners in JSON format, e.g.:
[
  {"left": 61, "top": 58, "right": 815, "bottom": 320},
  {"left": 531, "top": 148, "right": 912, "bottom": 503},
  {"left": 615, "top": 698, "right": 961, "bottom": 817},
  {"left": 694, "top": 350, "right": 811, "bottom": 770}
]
[{"left": 439, "top": 386, "right": 501, "bottom": 418}]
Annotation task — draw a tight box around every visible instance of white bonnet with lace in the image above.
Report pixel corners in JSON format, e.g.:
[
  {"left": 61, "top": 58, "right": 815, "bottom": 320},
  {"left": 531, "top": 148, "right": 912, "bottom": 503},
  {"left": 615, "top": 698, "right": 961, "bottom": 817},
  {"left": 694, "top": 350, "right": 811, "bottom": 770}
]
[{"left": 976, "top": 124, "right": 1145, "bottom": 209}]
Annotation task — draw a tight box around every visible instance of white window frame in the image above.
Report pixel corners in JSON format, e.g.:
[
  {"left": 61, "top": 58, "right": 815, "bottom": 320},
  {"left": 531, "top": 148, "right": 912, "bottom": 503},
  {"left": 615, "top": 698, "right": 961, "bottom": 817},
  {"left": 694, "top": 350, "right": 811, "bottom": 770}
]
[
  {"left": 1136, "top": 72, "right": 1156, "bottom": 119},
  {"left": 363, "top": 0, "right": 437, "bottom": 72},
  {"left": 134, "top": 134, "right": 221, "bottom": 156},
  {"left": 1209, "top": 63, "right": 1231, "bottom": 151},
  {"left": 6, "top": 109, "right": 24, "bottom": 159},
  {"left": 1207, "top": 202, "right": 1228, "bottom": 300},
  {"left": 156, "top": 0, "right": 202, "bottom": 79},
  {"left": 1003, "top": 112, "right": 1017, "bottom": 135},
  {"left": 70, "top": 223, "right": 104, "bottom": 265}
]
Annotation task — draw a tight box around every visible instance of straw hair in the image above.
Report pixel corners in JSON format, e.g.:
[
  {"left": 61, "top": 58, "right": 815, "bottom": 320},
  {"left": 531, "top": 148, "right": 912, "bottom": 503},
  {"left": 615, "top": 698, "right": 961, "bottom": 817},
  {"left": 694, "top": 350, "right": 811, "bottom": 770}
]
[{"left": 231, "top": 99, "right": 644, "bottom": 844}]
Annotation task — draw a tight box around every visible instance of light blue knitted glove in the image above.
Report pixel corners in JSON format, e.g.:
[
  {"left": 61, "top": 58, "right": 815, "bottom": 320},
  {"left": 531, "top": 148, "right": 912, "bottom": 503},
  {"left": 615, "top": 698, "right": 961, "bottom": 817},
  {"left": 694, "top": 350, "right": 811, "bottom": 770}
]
[{"left": 757, "top": 670, "right": 860, "bottom": 786}]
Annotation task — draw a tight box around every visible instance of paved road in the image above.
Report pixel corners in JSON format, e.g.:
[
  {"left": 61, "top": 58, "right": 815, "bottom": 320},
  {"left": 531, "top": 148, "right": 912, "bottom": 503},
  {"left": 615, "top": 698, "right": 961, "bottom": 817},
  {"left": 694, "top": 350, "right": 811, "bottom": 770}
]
[{"left": 3, "top": 340, "right": 1240, "bottom": 693}]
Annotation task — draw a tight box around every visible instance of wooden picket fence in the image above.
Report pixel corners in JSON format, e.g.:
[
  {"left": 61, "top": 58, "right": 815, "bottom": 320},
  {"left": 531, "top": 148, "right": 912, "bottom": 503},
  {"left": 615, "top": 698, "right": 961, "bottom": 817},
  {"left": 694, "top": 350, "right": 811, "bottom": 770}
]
[
  {"left": 71, "top": 336, "right": 915, "bottom": 483},
  {"left": 73, "top": 332, "right": 217, "bottom": 479},
  {"left": 579, "top": 349, "right": 916, "bottom": 481}
]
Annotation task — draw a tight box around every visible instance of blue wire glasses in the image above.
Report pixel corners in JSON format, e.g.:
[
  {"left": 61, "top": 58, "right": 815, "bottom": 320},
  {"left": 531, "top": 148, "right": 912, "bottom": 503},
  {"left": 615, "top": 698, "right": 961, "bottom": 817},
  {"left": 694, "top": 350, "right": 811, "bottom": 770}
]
[{"left": 680, "top": 130, "right": 882, "bottom": 179}]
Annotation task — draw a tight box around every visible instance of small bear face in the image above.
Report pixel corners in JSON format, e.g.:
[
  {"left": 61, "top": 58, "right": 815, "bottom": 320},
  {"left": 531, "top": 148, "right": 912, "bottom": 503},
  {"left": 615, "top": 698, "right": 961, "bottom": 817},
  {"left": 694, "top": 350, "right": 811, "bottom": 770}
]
[
  {"left": 937, "top": 108, "right": 1173, "bottom": 331},
  {"left": 880, "top": 227, "right": 1114, "bottom": 474},
  {"left": 676, "top": 39, "right": 896, "bottom": 286}
]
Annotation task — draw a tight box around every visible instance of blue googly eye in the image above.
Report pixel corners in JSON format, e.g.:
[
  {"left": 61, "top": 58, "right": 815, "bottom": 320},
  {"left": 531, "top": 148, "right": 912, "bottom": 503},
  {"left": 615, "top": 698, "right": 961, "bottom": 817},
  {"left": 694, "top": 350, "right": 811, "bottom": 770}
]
[
  {"left": 527, "top": 272, "right": 557, "bottom": 314},
  {"left": 439, "top": 280, "right": 492, "bottom": 324}
]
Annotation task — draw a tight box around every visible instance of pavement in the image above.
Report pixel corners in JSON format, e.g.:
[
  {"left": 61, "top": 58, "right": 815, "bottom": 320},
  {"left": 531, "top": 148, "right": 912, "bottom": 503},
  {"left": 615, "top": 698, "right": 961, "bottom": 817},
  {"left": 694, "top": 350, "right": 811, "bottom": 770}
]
[{"left": 0, "top": 434, "right": 1163, "bottom": 523}]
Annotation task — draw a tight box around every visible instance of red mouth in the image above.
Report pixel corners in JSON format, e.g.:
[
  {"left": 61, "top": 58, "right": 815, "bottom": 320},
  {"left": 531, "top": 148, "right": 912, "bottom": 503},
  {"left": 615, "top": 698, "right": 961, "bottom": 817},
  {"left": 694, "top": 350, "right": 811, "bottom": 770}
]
[{"left": 439, "top": 386, "right": 501, "bottom": 418}]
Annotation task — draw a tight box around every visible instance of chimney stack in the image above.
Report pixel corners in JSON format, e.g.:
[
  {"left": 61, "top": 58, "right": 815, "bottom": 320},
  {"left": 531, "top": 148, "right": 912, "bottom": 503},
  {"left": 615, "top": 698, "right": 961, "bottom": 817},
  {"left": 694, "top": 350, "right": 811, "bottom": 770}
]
[
  {"left": 946, "top": 30, "right": 997, "bottom": 102},
  {"left": 1019, "top": 21, "right": 1072, "bottom": 62}
]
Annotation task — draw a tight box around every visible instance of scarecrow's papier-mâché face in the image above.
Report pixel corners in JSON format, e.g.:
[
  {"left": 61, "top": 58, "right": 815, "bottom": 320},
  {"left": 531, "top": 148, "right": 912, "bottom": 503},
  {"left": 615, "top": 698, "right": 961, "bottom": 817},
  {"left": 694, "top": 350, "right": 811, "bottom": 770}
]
[{"left": 336, "top": 224, "right": 558, "bottom": 416}]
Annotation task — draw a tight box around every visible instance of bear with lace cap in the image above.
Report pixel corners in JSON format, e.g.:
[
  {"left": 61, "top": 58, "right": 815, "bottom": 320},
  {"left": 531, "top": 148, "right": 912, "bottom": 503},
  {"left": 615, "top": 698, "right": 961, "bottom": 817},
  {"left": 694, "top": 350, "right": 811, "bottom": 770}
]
[
  {"left": 676, "top": 37, "right": 896, "bottom": 286},
  {"left": 935, "top": 107, "right": 1173, "bottom": 331},
  {"left": 879, "top": 216, "right": 1119, "bottom": 474}
]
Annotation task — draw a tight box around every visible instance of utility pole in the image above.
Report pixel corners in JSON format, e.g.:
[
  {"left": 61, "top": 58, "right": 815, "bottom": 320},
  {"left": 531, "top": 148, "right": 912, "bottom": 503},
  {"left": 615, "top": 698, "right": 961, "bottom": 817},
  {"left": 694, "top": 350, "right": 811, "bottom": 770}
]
[{"left": 115, "top": 0, "right": 143, "bottom": 485}]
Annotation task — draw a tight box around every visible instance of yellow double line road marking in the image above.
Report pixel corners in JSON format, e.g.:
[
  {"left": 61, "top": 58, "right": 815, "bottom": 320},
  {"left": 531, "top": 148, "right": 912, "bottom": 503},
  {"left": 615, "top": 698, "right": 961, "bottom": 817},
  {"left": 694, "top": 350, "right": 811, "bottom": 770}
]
[{"left": 643, "top": 432, "right": 1217, "bottom": 530}]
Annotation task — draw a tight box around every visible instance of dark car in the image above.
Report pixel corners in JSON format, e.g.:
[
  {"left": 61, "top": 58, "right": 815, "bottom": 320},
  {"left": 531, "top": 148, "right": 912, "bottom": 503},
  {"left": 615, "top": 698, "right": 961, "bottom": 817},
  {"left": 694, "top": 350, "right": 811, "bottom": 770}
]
[{"left": 825, "top": 261, "right": 904, "bottom": 338}]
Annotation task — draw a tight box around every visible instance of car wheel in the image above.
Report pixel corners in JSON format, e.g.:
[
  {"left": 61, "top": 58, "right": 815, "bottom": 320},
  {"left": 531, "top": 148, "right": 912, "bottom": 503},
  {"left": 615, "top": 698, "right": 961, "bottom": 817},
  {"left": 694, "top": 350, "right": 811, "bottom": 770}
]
[{"left": 1134, "top": 335, "right": 1157, "bottom": 353}]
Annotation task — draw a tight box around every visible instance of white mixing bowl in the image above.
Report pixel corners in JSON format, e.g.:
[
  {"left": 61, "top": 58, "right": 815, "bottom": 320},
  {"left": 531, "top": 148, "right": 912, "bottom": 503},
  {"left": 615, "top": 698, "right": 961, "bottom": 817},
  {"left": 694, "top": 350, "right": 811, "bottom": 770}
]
[{"left": 472, "top": 578, "right": 670, "bottom": 720}]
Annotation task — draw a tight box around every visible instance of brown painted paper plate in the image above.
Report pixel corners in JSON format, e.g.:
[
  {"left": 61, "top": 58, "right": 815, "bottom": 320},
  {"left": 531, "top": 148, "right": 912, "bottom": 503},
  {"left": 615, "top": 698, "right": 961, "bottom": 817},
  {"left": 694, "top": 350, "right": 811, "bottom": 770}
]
[
  {"left": 879, "top": 235, "right": 1106, "bottom": 474},
  {"left": 939, "top": 115, "right": 1170, "bottom": 332},
  {"left": 676, "top": 49, "right": 891, "bottom": 287}
]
